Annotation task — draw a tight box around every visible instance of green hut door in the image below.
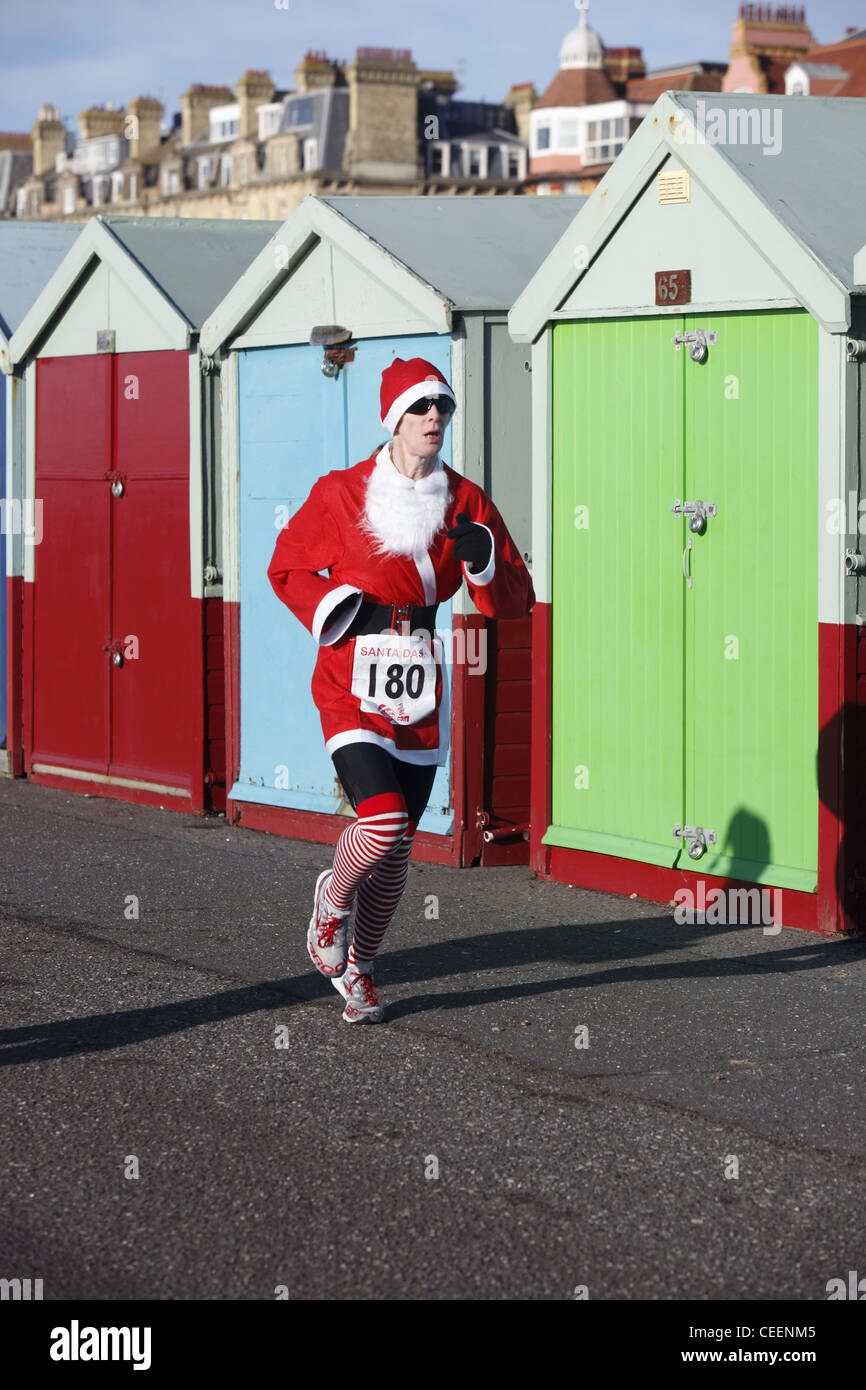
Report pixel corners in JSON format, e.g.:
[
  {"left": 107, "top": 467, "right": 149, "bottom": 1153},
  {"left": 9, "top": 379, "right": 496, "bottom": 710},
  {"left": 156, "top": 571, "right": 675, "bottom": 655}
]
[
  {"left": 548, "top": 309, "right": 818, "bottom": 890},
  {"left": 682, "top": 310, "right": 818, "bottom": 890}
]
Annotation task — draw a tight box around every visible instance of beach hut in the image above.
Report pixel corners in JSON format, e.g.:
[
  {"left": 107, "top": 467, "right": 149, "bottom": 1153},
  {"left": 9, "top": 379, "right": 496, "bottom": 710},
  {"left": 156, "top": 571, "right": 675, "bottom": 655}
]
[
  {"left": 200, "top": 194, "right": 584, "bottom": 865},
  {"left": 0, "top": 222, "right": 80, "bottom": 772},
  {"left": 5, "top": 215, "right": 279, "bottom": 811},
  {"left": 509, "top": 91, "right": 866, "bottom": 934}
]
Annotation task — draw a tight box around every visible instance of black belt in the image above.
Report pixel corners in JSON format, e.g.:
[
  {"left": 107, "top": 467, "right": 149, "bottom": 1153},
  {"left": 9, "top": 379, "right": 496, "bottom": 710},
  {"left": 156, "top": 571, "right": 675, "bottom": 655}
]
[{"left": 351, "top": 600, "right": 439, "bottom": 636}]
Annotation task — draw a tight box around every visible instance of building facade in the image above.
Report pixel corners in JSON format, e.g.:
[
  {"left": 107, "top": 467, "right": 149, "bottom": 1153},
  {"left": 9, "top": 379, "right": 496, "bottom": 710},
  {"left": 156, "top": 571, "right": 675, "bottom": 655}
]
[{"left": 4, "top": 50, "right": 528, "bottom": 223}]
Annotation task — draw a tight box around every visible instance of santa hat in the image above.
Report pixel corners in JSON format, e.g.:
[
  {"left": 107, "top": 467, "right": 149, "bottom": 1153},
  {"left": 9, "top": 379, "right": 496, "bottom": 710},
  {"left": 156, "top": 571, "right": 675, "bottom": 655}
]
[{"left": 380, "top": 357, "right": 456, "bottom": 435}]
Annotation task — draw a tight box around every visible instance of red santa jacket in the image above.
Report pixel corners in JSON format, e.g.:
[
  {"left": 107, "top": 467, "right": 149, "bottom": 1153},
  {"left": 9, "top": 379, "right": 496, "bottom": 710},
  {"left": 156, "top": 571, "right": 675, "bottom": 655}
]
[{"left": 268, "top": 446, "right": 535, "bottom": 764}]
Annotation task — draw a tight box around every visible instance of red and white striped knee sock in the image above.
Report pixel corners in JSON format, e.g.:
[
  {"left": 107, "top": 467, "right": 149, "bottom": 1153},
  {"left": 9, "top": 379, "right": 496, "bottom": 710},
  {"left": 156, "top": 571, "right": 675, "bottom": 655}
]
[
  {"left": 325, "top": 793, "right": 408, "bottom": 916},
  {"left": 348, "top": 819, "right": 418, "bottom": 969}
]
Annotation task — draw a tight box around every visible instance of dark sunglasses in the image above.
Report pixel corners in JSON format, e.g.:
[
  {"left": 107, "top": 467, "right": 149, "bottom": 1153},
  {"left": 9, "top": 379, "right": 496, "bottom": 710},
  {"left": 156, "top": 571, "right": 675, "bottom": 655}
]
[{"left": 404, "top": 394, "right": 455, "bottom": 417}]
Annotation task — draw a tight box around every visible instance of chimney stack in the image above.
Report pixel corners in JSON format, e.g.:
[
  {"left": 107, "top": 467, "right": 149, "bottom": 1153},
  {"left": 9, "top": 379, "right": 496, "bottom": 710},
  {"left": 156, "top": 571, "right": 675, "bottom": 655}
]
[
  {"left": 345, "top": 48, "right": 419, "bottom": 180},
  {"left": 31, "top": 103, "right": 65, "bottom": 175},
  {"left": 78, "top": 104, "right": 126, "bottom": 141},
  {"left": 125, "top": 96, "right": 164, "bottom": 157},
  {"left": 235, "top": 70, "right": 275, "bottom": 139},
  {"left": 180, "top": 84, "right": 234, "bottom": 146}
]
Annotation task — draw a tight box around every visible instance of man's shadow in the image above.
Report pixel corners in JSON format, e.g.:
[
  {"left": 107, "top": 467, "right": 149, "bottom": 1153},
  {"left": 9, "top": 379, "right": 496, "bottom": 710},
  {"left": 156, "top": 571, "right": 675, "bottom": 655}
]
[
  {"left": 3, "top": 701, "right": 864, "bottom": 1059},
  {"left": 3, "top": 911, "right": 865, "bottom": 1060}
]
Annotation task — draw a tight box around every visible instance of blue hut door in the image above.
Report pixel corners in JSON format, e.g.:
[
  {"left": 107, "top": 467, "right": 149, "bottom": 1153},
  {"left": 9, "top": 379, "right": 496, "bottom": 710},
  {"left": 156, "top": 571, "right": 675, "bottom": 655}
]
[{"left": 235, "top": 335, "right": 454, "bottom": 836}]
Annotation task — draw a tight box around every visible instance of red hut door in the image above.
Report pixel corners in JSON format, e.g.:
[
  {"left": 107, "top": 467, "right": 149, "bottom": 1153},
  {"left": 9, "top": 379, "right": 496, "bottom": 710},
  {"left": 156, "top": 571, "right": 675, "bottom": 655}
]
[{"left": 30, "top": 351, "right": 202, "bottom": 805}]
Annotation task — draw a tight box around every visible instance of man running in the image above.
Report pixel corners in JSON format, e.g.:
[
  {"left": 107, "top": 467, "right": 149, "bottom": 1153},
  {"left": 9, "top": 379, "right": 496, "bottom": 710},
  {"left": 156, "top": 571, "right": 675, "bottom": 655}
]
[{"left": 268, "top": 357, "right": 534, "bottom": 1023}]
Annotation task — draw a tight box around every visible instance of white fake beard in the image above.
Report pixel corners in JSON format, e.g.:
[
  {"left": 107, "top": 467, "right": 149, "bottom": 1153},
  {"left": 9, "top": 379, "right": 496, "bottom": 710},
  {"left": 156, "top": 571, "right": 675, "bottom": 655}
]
[{"left": 362, "top": 448, "right": 451, "bottom": 557}]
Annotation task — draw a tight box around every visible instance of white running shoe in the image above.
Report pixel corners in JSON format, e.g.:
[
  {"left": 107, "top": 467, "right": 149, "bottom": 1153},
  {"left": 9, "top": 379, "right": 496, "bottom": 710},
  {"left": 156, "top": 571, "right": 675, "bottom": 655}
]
[
  {"left": 332, "top": 964, "right": 384, "bottom": 1024},
  {"left": 307, "top": 870, "right": 349, "bottom": 978}
]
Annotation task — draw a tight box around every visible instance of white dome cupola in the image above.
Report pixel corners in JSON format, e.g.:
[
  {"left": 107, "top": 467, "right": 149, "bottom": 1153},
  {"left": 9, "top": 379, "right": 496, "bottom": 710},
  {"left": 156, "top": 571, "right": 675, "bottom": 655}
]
[{"left": 560, "top": 0, "right": 604, "bottom": 71}]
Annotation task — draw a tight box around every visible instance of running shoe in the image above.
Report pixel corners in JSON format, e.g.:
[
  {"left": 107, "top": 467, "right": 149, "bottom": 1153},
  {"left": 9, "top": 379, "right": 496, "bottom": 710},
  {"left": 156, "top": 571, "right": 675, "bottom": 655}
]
[
  {"left": 332, "top": 964, "right": 384, "bottom": 1024},
  {"left": 307, "top": 870, "right": 349, "bottom": 978}
]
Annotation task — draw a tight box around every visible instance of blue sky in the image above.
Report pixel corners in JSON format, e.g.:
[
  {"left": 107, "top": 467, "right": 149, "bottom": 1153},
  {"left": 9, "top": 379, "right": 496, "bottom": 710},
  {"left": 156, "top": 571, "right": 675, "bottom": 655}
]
[{"left": 1, "top": 0, "right": 863, "bottom": 134}]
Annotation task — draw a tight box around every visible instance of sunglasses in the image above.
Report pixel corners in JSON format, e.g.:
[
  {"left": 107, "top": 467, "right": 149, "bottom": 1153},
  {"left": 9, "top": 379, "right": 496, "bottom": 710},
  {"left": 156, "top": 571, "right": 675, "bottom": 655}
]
[{"left": 404, "top": 395, "right": 456, "bottom": 417}]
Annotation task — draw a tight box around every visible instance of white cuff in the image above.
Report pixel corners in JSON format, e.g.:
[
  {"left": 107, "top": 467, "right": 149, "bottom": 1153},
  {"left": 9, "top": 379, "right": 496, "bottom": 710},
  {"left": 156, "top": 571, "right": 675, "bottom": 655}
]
[
  {"left": 313, "top": 585, "right": 363, "bottom": 645},
  {"left": 462, "top": 524, "right": 495, "bottom": 587}
]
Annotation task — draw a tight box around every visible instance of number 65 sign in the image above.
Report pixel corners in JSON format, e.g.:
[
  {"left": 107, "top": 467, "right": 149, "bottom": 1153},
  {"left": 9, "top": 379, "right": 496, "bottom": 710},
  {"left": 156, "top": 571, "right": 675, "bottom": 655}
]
[{"left": 654, "top": 269, "right": 691, "bottom": 305}]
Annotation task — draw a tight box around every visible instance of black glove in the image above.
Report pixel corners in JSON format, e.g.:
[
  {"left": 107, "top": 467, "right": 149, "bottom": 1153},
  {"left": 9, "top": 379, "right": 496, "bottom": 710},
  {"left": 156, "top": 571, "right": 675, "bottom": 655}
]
[{"left": 445, "top": 512, "right": 492, "bottom": 575}]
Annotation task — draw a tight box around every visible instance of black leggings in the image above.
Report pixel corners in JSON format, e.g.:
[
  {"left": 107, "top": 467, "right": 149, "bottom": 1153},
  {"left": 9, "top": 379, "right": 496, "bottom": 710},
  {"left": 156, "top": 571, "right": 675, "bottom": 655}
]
[{"left": 332, "top": 743, "right": 437, "bottom": 824}]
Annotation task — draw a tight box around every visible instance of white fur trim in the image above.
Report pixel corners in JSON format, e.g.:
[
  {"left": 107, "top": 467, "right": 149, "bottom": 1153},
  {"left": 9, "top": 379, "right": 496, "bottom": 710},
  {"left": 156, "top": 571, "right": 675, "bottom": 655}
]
[
  {"left": 413, "top": 548, "right": 438, "bottom": 604},
  {"left": 361, "top": 445, "right": 451, "bottom": 558},
  {"left": 313, "top": 584, "right": 363, "bottom": 645},
  {"left": 382, "top": 378, "right": 456, "bottom": 434},
  {"left": 462, "top": 523, "right": 495, "bottom": 587}
]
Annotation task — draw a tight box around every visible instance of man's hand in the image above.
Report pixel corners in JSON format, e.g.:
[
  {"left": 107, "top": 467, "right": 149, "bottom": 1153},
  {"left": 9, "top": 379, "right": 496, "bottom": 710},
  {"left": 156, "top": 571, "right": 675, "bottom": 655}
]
[{"left": 446, "top": 512, "right": 492, "bottom": 575}]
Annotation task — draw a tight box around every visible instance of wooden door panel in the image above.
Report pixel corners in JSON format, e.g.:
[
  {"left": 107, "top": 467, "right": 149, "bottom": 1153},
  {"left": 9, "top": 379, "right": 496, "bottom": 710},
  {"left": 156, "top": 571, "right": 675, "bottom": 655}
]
[
  {"left": 684, "top": 310, "right": 819, "bottom": 890},
  {"left": 109, "top": 352, "right": 196, "bottom": 788},
  {"left": 547, "top": 317, "right": 686, "bottom": 865},
  {"left": 31, "top": 356, "right": 111, "bottom": 773}
]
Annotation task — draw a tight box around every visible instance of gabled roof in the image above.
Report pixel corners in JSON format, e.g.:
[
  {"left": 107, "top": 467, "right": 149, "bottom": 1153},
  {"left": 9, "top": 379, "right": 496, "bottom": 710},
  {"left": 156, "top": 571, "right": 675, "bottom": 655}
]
[
  {"left": 534, "top": 67, "right": 619, "bottom": 109},
  {"left": 626, "top": 68, "right": 725, "bottom": 100},
  {"left": 509, "top": 91, "right": 866, "bottom": 342},
  {"left": 103, "top": 217, "right": 280, "bottom": 326},
  {"left": 200, "top": 193, "right": 586, "bottom": 353},
  {"left": 7, "top": 214, "right": 280, "bottom": 365},
  {"left": 0, "top": 221, "right": 80, "bottom": 344}
]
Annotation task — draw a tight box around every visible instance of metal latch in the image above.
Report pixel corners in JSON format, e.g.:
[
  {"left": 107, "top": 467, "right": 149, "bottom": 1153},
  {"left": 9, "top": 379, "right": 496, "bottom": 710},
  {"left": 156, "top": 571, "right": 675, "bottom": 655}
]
[
  {"left": 671, "top": 499, "right": 717, "bottom": 534},
  {"left": 672, "top": 823, "right": 717, "bottom": 860},
  {"left": 103, "top": 638, "right": 124, "bottom": 669},
  {"left": 310, "top": 325, "right": 354, "bottom": 378},
  {"left": 671, "top": 329, "right": 717, "bottom": 362}
]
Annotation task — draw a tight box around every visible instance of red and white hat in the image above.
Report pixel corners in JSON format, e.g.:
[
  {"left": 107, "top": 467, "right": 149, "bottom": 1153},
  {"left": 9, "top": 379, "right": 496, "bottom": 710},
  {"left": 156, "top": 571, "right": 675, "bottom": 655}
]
[{"left": 380, "top": 357, "right": 457, "bottom": 435}]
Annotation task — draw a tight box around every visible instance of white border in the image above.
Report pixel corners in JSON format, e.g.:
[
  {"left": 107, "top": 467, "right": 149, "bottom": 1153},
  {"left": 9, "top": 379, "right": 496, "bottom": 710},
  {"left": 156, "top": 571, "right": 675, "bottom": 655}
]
[
  {"left": 818, "top": 330, "right": 850, "bottom": 627},
  {"left": 189, "top": 351, "right": 203, "bottom": 600},
  {"left": 530, "top": 330, "right": 552, "bottom": 606},
  {"left": 220, "top": 352, "right": 240, "bottom": 604},
  {"left": 24, "top": 359, "right": 36, "bottom": 585}
]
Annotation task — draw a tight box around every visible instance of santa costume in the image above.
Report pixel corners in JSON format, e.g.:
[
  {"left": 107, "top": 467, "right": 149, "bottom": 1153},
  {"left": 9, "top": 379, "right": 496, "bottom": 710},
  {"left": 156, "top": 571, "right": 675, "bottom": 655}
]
[{"left": 268, "top": 357, "right": 534, "bottom": 1022}]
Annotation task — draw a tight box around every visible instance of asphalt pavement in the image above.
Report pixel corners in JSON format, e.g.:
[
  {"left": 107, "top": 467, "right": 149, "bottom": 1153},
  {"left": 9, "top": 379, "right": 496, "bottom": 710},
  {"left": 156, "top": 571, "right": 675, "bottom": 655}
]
[{"left": 1, "top": 776, "right": 865, "bottom": 1301}]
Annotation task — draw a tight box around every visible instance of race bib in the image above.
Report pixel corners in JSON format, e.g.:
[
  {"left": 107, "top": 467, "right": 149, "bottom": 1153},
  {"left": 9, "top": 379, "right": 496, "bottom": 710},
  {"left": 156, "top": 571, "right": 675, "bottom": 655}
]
[{"left": 351, "top": 630, "right": 440, "bottom": 726}]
